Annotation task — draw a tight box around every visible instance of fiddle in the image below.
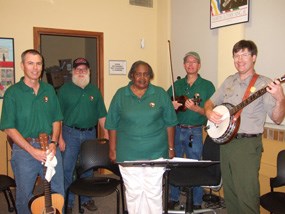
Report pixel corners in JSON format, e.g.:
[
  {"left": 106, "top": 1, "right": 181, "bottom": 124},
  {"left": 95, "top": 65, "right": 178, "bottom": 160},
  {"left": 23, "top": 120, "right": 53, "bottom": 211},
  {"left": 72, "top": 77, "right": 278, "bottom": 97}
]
[
  {"left": 168, "top": 41, "right": 202, "bottom": 112},
  {"left": 172, "top": 93, "right": 202, "bottom": 112}
]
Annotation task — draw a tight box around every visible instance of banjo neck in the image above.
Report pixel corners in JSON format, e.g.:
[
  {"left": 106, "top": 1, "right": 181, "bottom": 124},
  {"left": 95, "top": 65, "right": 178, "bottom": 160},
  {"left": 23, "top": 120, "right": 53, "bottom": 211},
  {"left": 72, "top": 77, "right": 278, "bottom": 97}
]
[{"left": 229, "top": 75, "right": 285, "bottom": 115}]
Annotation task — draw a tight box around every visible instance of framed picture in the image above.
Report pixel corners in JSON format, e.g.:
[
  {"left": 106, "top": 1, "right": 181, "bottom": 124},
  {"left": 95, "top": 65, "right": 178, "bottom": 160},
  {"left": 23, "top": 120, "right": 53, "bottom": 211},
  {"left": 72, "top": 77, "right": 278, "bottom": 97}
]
[
  {"left": 0, "top": 38, "right": 15, "bottom": 98},
  {"left": 210, "top": 0, "right": 250, "bottom": 29},
  {"left": 109, "top": 60, "right": 127, "bottom": 75}
]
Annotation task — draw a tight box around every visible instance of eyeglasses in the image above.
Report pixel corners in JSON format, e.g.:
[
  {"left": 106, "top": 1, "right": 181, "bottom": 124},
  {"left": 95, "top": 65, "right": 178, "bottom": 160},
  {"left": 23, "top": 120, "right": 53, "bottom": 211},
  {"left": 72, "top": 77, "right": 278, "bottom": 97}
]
[
  {"left": 134, "top": 72, "right": 150, "bottom": 78},
  {"left": 185, "top": 61, "right": 198, "bottom": 65},
  {"left": 233, "top": 53, "right": 252, "bottom": 60},
  {"left": 74, "top": 68, "right": 89, "bottom": 73}
]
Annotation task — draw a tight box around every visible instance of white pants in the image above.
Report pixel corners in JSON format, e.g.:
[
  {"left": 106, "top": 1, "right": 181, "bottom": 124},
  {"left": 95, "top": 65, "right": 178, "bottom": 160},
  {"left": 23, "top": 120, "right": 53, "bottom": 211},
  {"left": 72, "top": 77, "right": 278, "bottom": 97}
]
[{"left": 119, "top": 165, "right": 166, "bottom": 214}]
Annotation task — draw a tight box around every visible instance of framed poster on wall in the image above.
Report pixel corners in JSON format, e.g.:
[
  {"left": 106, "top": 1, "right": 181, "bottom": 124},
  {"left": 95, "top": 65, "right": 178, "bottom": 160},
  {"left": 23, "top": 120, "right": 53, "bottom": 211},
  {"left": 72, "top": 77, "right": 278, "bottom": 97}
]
[
  {"left": 0, "top": 38, "right": 15, "bottom": 98},
  {"left": 210, "top": 0, "right": 250, "bottom": 29}
]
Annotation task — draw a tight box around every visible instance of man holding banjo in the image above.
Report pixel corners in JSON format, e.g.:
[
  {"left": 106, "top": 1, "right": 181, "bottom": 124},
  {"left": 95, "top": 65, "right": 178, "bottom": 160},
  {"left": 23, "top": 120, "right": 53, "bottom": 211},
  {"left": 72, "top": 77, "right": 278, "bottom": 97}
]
[{"left": 204, "top": 40, "right": 285, "bottom": 214}]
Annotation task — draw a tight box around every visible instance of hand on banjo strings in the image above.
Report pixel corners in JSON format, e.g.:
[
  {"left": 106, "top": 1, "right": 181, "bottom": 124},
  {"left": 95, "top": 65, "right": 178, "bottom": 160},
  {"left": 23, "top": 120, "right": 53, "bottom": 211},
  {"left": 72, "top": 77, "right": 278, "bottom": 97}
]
[
  {"left": 266, "top": 79, "right": 285, "bottom": 101},
  {"left": 207, "top": 110, "right": 224, "bottom": 125}
]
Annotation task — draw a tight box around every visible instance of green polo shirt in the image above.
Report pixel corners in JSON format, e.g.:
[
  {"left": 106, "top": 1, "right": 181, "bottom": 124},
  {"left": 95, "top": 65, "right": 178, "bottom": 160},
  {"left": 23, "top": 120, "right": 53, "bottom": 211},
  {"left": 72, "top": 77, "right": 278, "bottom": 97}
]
[
  {"left": 0, "top": 77, "right": 63, "bottom": 138},
  {"left": 167, "top": 75, "right": 215, "bottom": 125},
  {"left": 57, "top": 82, "right": 107, "bottom": 128},
  {"left": 105, "top": 82, "right": 178, "bottom": 162}
]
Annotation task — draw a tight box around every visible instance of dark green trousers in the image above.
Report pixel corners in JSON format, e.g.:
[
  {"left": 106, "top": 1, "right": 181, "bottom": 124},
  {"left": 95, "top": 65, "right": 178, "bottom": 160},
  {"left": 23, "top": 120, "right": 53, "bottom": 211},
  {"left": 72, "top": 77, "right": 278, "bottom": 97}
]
[{"left": 220, "top": 136, "right": 262, "bottom": 214}]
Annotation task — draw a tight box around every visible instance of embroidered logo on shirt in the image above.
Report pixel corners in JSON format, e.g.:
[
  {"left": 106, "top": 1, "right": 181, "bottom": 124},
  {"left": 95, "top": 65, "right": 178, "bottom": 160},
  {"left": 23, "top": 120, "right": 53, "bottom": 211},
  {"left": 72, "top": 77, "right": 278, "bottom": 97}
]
[
  {"left": 149, "top": 102, "right": 155, "bottom": 108},
  {"left": 43, "top": 96, "right": 48, "bottom": 103},
  {"left": 90, "top": 96, "right": 94, "bottom": 101}
]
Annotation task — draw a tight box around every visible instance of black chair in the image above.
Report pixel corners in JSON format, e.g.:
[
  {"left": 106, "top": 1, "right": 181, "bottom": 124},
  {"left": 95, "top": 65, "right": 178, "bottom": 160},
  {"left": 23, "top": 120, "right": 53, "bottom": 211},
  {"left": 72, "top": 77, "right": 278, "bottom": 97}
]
[
  {"left": 66, "top": 139, "right": 126, "bottom": 214},
  {"left": 260, "top": 150, "right": 285, "bottom": 214},
  {"left": 167, "top": 135, "right": 221, "bottom": 214},
  {"left": 201, "top": 137, "right": 223, "bottom": 209},
  {"left": 0, "top": 174, "right": 17, "bottom": 213}
]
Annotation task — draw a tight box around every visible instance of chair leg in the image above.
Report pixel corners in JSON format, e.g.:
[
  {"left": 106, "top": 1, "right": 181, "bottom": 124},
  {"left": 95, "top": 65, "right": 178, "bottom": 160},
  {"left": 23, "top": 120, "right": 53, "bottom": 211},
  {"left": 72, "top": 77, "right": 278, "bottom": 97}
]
[
  {"left": 116, "top": 189, "right": 120, "bottom": 214},
  {"left": 185, "top": 187, "right": 194, "bottom": 213},
  {"left": 7, "top": 188, "right": 17, "bottom": 213},
  {"left": 3, "top": 190, "right": 14, "bottom": 213},
  {"left": 120, "top": 182, "right": 126, "bottom": 213},
  {"left": 78, "top": 195, "right": 84, "bottom": 213}
]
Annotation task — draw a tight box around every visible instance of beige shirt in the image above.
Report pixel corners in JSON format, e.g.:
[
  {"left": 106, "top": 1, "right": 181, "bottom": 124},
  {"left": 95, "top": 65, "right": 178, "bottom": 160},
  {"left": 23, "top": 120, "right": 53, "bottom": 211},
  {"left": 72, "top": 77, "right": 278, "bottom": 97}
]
[{"left": 210, "top": 73, "right": 276, "bottom": 134}]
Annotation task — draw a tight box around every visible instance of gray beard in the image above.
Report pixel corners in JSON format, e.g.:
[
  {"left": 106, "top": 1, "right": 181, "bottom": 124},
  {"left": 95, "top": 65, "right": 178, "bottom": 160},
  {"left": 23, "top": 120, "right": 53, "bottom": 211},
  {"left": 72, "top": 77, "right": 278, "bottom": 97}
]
[{"left": 72, "top": 75, "right": 90, "bottom": 88}]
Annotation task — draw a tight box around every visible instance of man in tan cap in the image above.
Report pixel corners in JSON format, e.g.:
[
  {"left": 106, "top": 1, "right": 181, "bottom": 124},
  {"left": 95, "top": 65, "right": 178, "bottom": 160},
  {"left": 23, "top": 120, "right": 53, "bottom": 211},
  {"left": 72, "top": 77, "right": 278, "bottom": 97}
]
[{"left": 167, "top": 51, "right": 215, "bottom": 210}]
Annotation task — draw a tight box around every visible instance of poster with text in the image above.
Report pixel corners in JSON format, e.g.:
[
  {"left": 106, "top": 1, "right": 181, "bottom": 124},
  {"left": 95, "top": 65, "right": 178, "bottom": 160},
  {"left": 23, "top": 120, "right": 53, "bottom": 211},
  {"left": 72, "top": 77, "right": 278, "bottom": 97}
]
[{"left": 210, "top": 0, "right": 249, "bottom": 29}]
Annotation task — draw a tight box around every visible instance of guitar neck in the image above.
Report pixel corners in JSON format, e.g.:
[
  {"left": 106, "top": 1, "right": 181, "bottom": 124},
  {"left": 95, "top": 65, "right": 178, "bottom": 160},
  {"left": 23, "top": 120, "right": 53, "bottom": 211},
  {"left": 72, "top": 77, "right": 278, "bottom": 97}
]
[
  {"left": 43, "top": 166, "right": 53, "bottom": 209},
  {"left": 39, "top": 133, "right": 54, "bottom": 211}
]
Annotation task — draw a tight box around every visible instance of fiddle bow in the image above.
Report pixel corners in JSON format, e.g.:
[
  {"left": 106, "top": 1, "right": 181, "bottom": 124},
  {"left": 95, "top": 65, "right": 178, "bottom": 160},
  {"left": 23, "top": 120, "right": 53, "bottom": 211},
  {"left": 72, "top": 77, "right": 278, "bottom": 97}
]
[{"left": 168, "top": 40, "right": 201, "bottom": 112}]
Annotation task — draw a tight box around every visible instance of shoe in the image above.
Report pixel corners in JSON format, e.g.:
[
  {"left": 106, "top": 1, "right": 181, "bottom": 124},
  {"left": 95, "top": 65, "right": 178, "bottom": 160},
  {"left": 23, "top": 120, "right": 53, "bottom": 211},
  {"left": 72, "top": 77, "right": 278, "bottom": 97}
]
[
  {"left": 168, "top": 200, "right": 179, "bottom": 210},
  {"left": 193, "top": 205, "right": 202, "bottom": 210},
  {"left": 82, "top": 200, "right": 98, "bottom": 211},
  {"left": 66, "top": 207, "right": 72, "bottom": 214}
]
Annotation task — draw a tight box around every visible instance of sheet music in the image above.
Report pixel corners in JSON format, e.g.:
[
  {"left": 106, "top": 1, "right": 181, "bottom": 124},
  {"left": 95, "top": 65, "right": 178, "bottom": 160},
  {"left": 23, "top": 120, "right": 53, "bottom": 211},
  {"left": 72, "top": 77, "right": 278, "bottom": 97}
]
[
  {"left": 122, "top": 157, "right": 212, "bottom": 163},
  {"left": 169, "top": 157, "right": 198, "bottom": 162}
]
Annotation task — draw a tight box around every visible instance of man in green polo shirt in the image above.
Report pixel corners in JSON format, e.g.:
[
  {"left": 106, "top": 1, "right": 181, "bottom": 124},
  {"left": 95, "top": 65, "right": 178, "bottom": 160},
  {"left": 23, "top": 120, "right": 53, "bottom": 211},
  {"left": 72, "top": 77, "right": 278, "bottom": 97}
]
[
  {"left": 167, "top": 51, "right": 215, "bottom": 210},
  {"left": 57, "top": 57, "right": 108, "bottom": 213},
  {"left": 0, "top": 49, "right": 64, "bottom": 214}
]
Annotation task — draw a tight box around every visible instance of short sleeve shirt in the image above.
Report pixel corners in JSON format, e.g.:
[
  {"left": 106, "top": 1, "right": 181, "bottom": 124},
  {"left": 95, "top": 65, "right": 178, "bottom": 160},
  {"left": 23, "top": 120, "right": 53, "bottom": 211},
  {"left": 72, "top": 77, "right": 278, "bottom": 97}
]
[
  {"left": 57, "top": 82, "right": 107, "bottom": 128},
  {"left": 167, "top": 75, "right": 215, "bottom": 125},
  {"left": 210, "top": 73, "right": 276, "bottom": 134},
  {"left": 0, "top": 77, "right": 63, "bottom": 138},
  {"left": 105, "top": 82, "right": 178, "bottom": 162}
]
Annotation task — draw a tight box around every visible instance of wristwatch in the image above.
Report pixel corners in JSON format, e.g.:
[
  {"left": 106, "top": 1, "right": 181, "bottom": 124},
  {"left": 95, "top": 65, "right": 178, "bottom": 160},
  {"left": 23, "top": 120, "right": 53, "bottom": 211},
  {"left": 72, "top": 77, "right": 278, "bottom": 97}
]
[{"left": 50, "top": 140, "right": 58, "bottom": 147}]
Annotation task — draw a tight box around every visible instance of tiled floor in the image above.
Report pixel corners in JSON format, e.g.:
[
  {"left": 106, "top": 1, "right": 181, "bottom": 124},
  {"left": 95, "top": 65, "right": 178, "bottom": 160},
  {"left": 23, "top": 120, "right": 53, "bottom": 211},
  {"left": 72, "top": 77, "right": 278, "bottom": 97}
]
[
  {"left": 0, "top": 188, "right": 227, "bottom": 214},
  {"left": 0, "top": 174, "right": 227, "bottom": 214}
]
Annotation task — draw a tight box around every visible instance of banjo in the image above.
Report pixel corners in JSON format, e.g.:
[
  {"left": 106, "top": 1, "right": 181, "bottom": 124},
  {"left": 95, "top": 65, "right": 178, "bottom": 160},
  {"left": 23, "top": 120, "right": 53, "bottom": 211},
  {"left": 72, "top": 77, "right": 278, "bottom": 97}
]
[{"left": 206, "top": 75, "right": 285, "bottom": 144}]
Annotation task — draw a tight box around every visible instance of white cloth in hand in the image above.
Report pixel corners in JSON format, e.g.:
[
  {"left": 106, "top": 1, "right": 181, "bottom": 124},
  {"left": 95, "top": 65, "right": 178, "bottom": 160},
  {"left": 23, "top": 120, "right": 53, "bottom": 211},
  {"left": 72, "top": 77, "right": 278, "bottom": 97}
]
[{"left": 45, "top": 152, "right": 57, "bottom": 182}]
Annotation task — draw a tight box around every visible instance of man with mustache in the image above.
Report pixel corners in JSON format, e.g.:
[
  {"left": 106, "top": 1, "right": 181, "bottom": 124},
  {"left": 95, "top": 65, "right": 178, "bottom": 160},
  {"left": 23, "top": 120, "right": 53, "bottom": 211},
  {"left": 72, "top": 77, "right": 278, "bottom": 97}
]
[{"left": 57, "top": 58, "right": 108, "bottom": 213}]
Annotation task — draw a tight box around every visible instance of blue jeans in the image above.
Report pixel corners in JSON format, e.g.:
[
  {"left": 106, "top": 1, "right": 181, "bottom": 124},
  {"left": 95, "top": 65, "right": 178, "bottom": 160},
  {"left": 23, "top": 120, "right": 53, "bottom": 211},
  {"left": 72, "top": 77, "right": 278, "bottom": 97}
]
[
  {"left": 170, "top": 126, "right": 204, "bottom": 206},
  {"left": 62, "top": 125, "right": 96, "bottom": 208},
  {"left": 11, "top": 141, "right": 64, "bottom": 214}
]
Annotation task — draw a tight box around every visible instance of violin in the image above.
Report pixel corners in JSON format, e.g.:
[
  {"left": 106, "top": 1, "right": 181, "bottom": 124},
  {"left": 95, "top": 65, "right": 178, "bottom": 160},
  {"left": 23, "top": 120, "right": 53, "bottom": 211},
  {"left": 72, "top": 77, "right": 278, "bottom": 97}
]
[
  {"left": 172, "top": 93, "right": 202, "bottom": 112},
  {"left": 168, "top": 41, "right": 202, "bottom": 112}
]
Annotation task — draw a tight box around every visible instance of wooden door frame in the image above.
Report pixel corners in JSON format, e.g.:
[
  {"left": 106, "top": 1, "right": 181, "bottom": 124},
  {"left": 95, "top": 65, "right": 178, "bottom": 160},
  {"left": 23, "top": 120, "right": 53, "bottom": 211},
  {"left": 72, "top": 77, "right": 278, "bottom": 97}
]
[{"left": 33, "top": 27, "right": 104, "bottom": 96}]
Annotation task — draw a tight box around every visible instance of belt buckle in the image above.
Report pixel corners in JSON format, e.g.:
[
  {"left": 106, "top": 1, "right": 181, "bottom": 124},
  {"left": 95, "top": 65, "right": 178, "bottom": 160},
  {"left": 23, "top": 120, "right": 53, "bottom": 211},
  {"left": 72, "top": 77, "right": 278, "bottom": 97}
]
[{"left": 75, "top": 126, "right": 93, "bottom": 131}]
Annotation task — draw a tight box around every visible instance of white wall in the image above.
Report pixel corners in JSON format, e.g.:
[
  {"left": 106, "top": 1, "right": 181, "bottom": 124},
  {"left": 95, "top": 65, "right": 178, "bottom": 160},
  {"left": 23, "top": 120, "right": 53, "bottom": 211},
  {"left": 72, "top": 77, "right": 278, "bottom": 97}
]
[
  {"left": 172, "top": 0, "right": 285, "bottom": 126},
  {"left": 245, "top": 0, "right": 285, "bottom": 126},
  {"left": 171, "top": 0, "right": 218, "bottom": 86},
  {"left": 245, "top": 0, "right": 285, "bottom": 80}
]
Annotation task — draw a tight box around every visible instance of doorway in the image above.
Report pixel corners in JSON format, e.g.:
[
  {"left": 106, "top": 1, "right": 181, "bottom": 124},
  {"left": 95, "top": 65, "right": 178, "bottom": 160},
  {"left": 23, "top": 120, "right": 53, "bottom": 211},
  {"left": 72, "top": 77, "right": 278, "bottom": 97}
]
[{"left": 33, "top": 27, "right": 104, "bottom": 95}]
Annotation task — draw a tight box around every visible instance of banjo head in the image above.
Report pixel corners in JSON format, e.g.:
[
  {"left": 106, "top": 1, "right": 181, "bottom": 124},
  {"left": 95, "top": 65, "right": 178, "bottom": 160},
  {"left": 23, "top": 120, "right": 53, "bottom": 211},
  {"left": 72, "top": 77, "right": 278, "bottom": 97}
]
[{"left": 207, "top": 105, "right": 231, "bottom": 139}]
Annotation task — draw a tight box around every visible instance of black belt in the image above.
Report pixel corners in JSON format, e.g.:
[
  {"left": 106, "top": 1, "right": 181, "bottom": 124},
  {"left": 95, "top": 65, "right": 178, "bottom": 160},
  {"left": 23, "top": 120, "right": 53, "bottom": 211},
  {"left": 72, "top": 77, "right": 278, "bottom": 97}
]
[
  {"left": 177, "top": 124, "right": 202, "bottom": 129},
  {"left": 235, "top": 133, "right": 262, "bottom": 139},
  {"left": 66, "top": 125, "right": 94, "bottom": 132}
]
